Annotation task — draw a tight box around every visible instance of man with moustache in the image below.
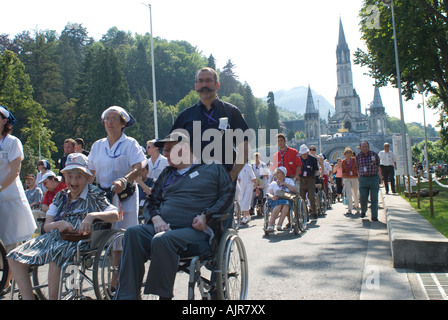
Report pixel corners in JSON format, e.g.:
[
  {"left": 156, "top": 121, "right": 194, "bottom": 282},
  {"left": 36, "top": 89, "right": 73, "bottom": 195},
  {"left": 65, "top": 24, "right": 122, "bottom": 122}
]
[{"left": 170, "top": 67, "right": 251, "bottom": 181}]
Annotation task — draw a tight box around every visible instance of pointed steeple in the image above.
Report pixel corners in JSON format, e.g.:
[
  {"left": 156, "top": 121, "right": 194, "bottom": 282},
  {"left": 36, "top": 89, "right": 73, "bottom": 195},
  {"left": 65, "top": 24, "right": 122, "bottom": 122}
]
[
  {"left": 336, "top": 18, "right": 350, "bottom": 64},
  {"left": 371, "top": 86, "right": 384, "bottom": 109},
  {"left": 305, "top": 85, "right": 317, "bottom": 114}
]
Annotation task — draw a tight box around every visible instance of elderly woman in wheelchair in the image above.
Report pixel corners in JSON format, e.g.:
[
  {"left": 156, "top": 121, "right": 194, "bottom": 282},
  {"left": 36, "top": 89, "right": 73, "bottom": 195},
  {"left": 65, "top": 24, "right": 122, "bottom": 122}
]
[
  {"left": 7, "top": 153, "right": 120, "bottom": 300},
  {"left": 264, "top": 166, "right": 298, "bottom": 232}
]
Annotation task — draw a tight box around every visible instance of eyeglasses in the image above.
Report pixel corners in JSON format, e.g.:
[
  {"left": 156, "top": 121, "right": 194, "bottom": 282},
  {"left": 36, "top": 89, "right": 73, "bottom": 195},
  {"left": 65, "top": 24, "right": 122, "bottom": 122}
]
[
  {"left": 309, "top": 148, "right": 316, "bottom": 151},
  {"left": 196, "top": 78, "right": 215, "bottom": 84},
  {"left": 103, "top": 117, "right": 121, "bottom": 123}
]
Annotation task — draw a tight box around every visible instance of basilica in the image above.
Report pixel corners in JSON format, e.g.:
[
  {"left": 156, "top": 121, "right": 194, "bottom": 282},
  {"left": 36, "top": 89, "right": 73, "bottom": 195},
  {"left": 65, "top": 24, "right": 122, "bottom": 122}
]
[{"left": 291, "top": 19, "right": 390, "bottom": 162}]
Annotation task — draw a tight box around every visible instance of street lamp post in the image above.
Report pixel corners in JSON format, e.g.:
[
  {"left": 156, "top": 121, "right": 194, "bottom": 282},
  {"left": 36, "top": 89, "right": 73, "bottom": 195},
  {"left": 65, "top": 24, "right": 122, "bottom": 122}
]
[
  {"left": 383, "top": 0, "right": 410, "bottom": 189},
  {"left": 144, "top": 3, "right": 159, "bottom": 139}
]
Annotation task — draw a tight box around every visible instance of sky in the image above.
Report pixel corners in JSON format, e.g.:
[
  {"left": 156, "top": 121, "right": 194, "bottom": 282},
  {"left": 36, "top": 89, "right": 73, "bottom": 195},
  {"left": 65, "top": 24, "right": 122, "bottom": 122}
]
[{"left": 1, "top": 0, "right": 440, "bottom": 127}]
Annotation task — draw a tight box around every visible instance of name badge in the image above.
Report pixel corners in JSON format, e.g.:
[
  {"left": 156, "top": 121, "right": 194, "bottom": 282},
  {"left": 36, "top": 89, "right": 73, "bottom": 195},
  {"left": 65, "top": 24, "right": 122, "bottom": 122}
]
[
  {"left": 219, "top": 117, "right": 228, "bottom": 130},
  {"left": 189, "top": 171, "right": 199, "bottom": 179}
]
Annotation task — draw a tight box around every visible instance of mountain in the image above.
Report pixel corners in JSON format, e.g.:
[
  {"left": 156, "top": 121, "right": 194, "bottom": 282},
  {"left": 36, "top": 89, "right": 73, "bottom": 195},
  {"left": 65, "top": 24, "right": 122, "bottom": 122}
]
[{"left": 261, "top": 86, "right": 335, "bottom": 120}]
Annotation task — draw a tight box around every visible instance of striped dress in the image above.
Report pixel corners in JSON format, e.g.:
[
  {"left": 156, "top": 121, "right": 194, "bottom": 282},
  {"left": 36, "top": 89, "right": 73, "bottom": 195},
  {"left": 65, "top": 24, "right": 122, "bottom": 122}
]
[{"left": 7, "top": 184, "right": 113, "bottom": 268}]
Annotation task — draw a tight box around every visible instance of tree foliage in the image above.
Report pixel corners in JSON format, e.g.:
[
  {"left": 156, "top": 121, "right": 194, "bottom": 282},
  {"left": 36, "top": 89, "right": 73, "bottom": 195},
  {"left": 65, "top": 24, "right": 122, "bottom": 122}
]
[
  {"left": 355, "top": 0, "right": 448, "bottom": 141},
  {"left": 0, "top": 24, "right": 272, "bottom": 168},
  {"left": 0, "top": 50, "right": 56, "bottom": 177}
]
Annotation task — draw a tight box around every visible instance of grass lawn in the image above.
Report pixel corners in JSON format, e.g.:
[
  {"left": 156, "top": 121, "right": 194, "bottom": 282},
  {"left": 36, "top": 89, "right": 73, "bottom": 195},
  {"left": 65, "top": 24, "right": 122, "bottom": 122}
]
[{"left": 404, "top": 178, "right": 448, "bottom": 238}]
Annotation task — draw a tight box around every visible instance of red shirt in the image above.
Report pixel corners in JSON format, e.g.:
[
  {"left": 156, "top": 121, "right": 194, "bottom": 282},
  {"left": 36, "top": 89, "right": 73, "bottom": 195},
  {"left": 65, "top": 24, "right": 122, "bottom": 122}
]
[
  {"left": 272, "top": 147, "right": 302, "bottom": 177},
  {"left": 42, "top": 182, "right": 67, "bottom": 206}
]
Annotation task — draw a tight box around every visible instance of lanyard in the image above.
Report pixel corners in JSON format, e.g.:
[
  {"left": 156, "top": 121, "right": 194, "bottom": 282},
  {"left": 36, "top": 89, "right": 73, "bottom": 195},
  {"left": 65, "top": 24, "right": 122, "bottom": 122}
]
[
  {"left": 203, "top": 109, "right": 218, "bottom": 125},
  {"left": 0, "top": 135, "right": 6, "bottom": 151},
  {"left": 151, "top": 158, "right": 160, "bottom": 170},
  {"left": 278, "top": 147, "right": 289, "bottom": 166},
  {"left": 162, "top": 164, "right": 198, "bottom": 193},
  {"left": 105, "top": 141, "right": 123, "bottom": 158},
  {"left": 55, "top": 194, "right": 81, "bottom": 221}
]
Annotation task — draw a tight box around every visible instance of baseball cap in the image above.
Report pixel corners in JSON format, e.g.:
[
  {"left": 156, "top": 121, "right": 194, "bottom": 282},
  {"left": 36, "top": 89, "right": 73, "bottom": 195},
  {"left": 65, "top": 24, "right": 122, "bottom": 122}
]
[
  {"left": 38, "top": 171, "right": 58, "bottom": 184},
  {"left": 60, "top": 153, "right": 92, "bottom": 176},
  {"left": 154, "top": 131, "right": 190, "bottom": 148}
]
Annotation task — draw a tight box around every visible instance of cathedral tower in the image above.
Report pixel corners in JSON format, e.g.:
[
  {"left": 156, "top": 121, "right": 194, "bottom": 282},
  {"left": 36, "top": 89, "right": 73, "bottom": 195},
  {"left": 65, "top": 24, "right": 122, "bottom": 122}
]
[
  {"left": 328, "top": 18, "right": 368, "bottom": 134},
  {"left": 369, "top": 87, "right": 387, "bottom": 135},
  {"left": 304, "top": 85, "right": 320, "bottom": 139}
]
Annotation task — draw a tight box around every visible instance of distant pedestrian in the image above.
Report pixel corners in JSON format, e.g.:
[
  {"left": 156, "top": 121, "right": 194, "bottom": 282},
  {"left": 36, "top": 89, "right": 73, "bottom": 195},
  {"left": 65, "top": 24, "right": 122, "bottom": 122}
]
[
  {"left": 272, "top": 133, "right": 302, "bottom": 180},
  {"left": 341, "top": 147, "right": 359, "bottom": 214},
  {"left": 75, "top": 138, "right": 90, "bottom": 156},
  {"left": 333, "top": 158, "right": 343, "bottom": 201},
  {"left": 298, "top": 144, "right": 319, "bottom": 218},
  {"left": 146, "top": 139, "right": 169, "bottom": 181},
  {"left": 378, "top": 142, "right": 396, "bottom": 194},
  {"left": 355, "top": 141, "right": 382, "bottom": 221},
  {"left": 238, "top": 162, "right": 257, "bottom": 225}
]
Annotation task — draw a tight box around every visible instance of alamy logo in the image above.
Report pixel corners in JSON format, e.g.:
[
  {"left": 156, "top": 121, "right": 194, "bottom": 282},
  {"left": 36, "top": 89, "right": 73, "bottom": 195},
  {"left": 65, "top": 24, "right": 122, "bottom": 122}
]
[
  {"left": 65, "top": 265, "right": 81, "bottom": 290},
  {"left": 365, "top": 265, "right": 381, "bottom": 290}
]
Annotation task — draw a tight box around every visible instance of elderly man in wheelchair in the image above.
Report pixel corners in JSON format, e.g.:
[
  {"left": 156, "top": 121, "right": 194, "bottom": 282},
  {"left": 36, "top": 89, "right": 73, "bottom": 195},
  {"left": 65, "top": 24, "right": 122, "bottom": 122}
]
[
  {"left": 7, "top": 153, "right": 120, "bottom": 300},
  {"left": 114, "top": 132, "right": 238, "bottom": 300}
]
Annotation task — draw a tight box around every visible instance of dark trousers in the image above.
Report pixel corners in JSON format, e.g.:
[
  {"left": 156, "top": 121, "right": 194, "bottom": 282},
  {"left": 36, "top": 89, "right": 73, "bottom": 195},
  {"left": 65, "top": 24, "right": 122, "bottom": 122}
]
[
  {"left": 381, "top": 165, "right": 395, "bottom": 193},
  {"left": 114, "top": 224, "right": 209, "bottom": 299},
  {"left": 300, "top": 177, "right": 317, "bottom": 216}
]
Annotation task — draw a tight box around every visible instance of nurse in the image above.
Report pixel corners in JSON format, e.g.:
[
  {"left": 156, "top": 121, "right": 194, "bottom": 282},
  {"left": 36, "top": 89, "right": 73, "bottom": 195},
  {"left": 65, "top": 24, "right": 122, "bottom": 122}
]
[
  {"left": 88, "top": 106, "right": 146, "bottom": 227},
  {"left": 88, "top": 106, "right": 146, "bottom": 272},
  {"left": 0, "top": 105, "right": 37, "bottom": 292}
]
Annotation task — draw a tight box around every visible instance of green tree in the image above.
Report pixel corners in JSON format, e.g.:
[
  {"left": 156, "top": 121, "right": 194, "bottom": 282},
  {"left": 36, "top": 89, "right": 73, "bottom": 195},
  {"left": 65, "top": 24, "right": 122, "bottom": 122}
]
[
  {"left": 75, "top": 45, "right": 130, "bottom": 143},
  {"left": 0, "top": 50, "right": 56, "bottom": 177},
  {"left": 176, "top": 90, "right": 199, "bottom": 115},
  {"left": 219, "top": 59, "right": 240, "bottom": 97},
  {"left": 266, "top": 91, "right": 280, "bottom": 145},
  {"left": 242, "top": 84, "right": 259, "bottom": 130},
  {"left": 355, "top": 0, "right": 448, "bottom": 141}
]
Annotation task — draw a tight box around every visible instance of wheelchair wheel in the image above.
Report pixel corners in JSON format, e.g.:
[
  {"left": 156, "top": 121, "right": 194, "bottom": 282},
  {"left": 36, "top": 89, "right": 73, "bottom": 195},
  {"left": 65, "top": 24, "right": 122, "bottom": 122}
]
[
  {"left": 320, "top": 191, "right": 327, "bottom": 215},
  {"left": 92, "top": 229, "right": 125, "bottom": 300},
  {"left": 215, "top": 229, "right": 248, "bottom": 300},
  {"left": 293, "top": 198, "right": 308, "bottom": 234},
  {"left": 0, "top": 240, "right": 8, "bottom": 294}
]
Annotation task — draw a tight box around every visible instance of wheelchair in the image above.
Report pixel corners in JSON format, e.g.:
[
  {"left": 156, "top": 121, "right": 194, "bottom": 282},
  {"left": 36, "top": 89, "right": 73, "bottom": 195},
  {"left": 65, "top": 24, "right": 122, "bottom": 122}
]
[
  {"left": 9, "top": 221, "right": 124, "bottom": 300},
  {"left": 263, "top": 192, "right": 308, "bottom": 236},
  {"left": 0, "top": 239, "right": 8, "bottom": 295},
  {"left": 315, "top": 178, "right": 328, "bottom": 216},
  {"left": 136, "top": 213, "right": 248, "bottom": 300}
]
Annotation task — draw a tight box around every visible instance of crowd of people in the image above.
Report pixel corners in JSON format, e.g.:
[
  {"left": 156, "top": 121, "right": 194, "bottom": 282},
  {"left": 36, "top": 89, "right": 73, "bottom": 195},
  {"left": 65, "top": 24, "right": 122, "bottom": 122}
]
[{"left": 0, "top": 66, "right": 392, "bottom": 300}]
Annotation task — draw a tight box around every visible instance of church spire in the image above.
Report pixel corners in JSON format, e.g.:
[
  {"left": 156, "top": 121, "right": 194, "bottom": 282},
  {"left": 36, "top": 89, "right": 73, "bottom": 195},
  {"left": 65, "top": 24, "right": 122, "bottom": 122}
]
[
  {"left": 305, "top": 85, "right": 317, "bottom": 114},
  {"left": 371, "top": 86, "right": 384, "bottom": 110},
  {"left": 336, "top": 18, "right": 350, "bottom": 64}
]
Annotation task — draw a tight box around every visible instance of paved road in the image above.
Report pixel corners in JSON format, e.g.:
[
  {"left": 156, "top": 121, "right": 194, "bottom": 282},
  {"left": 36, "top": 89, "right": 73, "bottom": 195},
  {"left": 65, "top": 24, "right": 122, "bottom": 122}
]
[
  {"left": 234, "top": 195, "right": 415, "bottom": 300},
  {"left": 6, "top": 190, "right": 447, "bottom": 301}
]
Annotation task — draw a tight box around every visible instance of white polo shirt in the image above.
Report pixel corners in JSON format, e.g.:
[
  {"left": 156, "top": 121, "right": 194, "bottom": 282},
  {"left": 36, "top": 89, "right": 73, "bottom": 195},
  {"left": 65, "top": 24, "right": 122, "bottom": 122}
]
[
  {"left": 378, "top": 150, "right": 396, "bottom": 167},
  {"left": 147, "top": 154, "right": 169, "bottom": 180}
]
